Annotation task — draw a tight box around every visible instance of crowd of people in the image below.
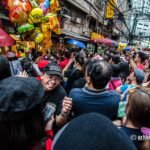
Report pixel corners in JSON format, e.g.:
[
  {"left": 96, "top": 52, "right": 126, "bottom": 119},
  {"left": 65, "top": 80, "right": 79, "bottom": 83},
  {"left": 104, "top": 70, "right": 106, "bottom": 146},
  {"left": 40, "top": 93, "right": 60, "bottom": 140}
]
[{"left": 0, "top": 47, "right": 149, "bottom": 150}]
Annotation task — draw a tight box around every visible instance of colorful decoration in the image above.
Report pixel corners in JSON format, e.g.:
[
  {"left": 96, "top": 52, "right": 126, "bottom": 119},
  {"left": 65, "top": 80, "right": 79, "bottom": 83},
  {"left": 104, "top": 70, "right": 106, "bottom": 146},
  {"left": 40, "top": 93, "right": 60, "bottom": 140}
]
[
  {"left": 9, "top": 7, "right": 28, "bottom": 24},
  {"left": 40, "top": 0, "right": 50, "bottom": 14},
  {"left": 18, "top": 23, "right": 34, "bottom": 33},
  {"left": 118, "top": 42, "right": 127, "bottom": 51},
  {"left": 28, "top": 8, "right": 44, "bottom": 24},
  {"left": 5, "top": 0, "right": 61, "bottom": 52},
  {"left": 7, "top": 0, "right": 32, "bottom": 12},
  {"left": 50, "top": 0, "right": 60, "bottom": 13},
  {"left": 29, "top": 0, "right": 39, "bottom": 8},
  {"left": 32, "top": 27, "right": 43, "bottom": 43}
]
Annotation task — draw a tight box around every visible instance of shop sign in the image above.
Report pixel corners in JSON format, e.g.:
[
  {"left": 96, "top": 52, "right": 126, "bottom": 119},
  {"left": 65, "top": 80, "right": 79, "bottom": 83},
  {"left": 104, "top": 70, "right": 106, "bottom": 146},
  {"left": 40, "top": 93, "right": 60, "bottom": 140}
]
[
  {"left": 118, "top": 42, "right": 127, "bottom": 50},
  {"left": 105, "top": 0, "right": 116, "bottom": 19},
  {"left": 91, "top": 32, "right": 104, "bottom": 40}
]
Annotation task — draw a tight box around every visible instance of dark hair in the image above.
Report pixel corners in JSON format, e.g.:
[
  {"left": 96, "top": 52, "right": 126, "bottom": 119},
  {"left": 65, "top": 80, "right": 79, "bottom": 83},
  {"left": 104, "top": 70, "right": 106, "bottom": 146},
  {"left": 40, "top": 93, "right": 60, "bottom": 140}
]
[
  {"left": 87, "top": 60, "right": 112, "bottom": 89},
  {"left": 21, "top": 58, "right": 37, "bottom": 77},
  {"left": 32, "top": 52, "right": 43, "bottom": 61},
  {"left": 75, "top": 54, "right": 84, "bottom": 66},
  {"left": 104, "top": 53, "right": 112, "bottom": 62},
  {"left": 119, "top": 61, "right": 130, "bottom": 82},
  {"left": 64, "top": 51, "right": 71, "bottom": 59},
  {"left": 19, "top": 49, "right": 25, "bottom": 53},
  {"left": 138, "top": 52, "right": 148, "bottom": 63},
  {"left": 0, "top": 55, "right": 11, "bottom": 80},
  {"left": 111, "top": 64, "right": 120, "bottom": 77},
  {"left": 0, "top": 105, "right": 46, "bottom": 150},
  {"left": 112, "top": 55, "right": 120, "bottom": 64}
]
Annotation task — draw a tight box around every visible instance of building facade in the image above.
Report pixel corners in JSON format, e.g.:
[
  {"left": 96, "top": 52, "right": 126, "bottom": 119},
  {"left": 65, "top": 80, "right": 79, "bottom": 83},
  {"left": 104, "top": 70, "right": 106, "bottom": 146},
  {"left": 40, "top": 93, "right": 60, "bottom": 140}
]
[
  {"left": 58, "top": 0, "right": 105, "bottom": 40},
  {"left": 131, "top": 0, "right": 150, "bottom": 37}
]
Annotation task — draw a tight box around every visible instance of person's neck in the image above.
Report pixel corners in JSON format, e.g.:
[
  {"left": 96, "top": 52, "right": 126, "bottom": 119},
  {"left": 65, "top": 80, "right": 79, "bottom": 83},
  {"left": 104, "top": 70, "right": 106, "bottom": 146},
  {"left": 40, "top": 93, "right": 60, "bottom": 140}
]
[
  {"left": 131, "top": 81, "right": 137, "bottom": 86},
  {"left": 125, "top": 119, "right": 139, "bottom": 129},
  {"left": 86, "top": 84, "right": 106, "bottom": 91}
]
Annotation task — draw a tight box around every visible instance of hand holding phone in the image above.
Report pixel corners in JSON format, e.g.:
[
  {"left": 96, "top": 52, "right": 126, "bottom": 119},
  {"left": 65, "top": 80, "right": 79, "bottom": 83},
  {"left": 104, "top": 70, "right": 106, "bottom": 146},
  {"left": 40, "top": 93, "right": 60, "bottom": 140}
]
[
  {"left": 43, "top": 102, "right": 56, "bottom": 122},
  {"left": 61, "top": 97, "right": 73, "bottom": 117}
]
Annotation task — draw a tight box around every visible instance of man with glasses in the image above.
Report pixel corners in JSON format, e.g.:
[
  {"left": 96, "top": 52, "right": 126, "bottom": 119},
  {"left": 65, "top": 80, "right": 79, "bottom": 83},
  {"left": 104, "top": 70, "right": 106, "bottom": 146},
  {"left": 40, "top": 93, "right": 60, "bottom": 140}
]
[{"left": 41, "top": 63, "right": 72, "bottom": 127}]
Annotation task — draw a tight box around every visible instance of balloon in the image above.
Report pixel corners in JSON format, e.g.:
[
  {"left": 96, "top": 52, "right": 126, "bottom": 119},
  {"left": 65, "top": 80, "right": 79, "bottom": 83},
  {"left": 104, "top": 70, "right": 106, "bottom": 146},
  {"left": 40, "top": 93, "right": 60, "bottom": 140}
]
[
  {"left": 50, "top": 0, "right": 60, "bottom": 13},
  {"left": 42, "top": 13, "right": 55, "bottom": 23},
  {"left": 32, "top": 28, "right": 43, "bottom": 43},
  {"left": 9, "top": 7, "right": 28, "bottom": 24},
  {"left": 40, "top": 0, "right": 50, "bottom": 14},
  {"left": 28, "top": 8, "right": 44, "bottom": 24},
  {"left": 29, "top": 0, "right": 39, "bottom": 8},
  {"left": 41, "top": 23, "right": 51, "bottom": 51},
  {"left": 7, "top": 0, "right": 32, "bottom": 12},
  {"left": 42, "top": 13, "right": 61, "bottom": 30},
  {"left": 53, "top": 26, "right": 61, "bottom": 34},
  {"left": 18, "top": 23, "right": 34, "bottom": 33}
]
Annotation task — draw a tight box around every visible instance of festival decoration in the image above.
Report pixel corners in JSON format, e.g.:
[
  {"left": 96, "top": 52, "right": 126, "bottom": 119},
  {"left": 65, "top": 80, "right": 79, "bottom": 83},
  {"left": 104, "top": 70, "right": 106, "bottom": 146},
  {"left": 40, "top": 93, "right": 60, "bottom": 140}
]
[
  {"left": 118, "top": 42, "right": 127, "bottom": 51},
  {"left": 4, "top": 0, "right": 61, "bottom": 52},
  {"left": 40, "top": 0, "right": 50, "bottom": 14},
  {"left": 7, "top": 0, "right": 32, "bottom": 12},
  {"left": 28, "top": 8, "right": 44, "bottom": 24},
  {"left": 9, "top": 7, "right": 28, "bottom": 24},
  {"left": 50, "top": 0, "right": 60, "bottom": 13},
  {"left": 32, "top": 27, "right": 43, "bottom": 43},
  {"left": 18, "top": 23, "right": 34, "bottom": 33}
]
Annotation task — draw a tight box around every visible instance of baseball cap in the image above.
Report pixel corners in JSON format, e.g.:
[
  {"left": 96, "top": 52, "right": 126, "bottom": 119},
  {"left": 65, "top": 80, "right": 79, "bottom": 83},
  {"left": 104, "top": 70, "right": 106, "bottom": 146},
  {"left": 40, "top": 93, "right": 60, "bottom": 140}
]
[
  {"left": 0, "top": 76, "right": 44, "bottom": 121},
  {"left": 134, "top": 69, "right": 145, "bottom": 84},
  {"left": 52, "top": 113, "right": 136, "bottom": 150},
  {"left": 38, "top": 60, "right": 50, "bottom": 70},
  {"left": 43, "top": 63, "right": 63, "bottom": 79}
]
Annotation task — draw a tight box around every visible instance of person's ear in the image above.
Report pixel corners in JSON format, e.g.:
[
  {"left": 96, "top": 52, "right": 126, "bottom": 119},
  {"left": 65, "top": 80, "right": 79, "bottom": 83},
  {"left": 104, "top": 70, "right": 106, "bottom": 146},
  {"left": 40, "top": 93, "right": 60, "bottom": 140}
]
[
  {"left": 41, "top": 73, "right": 45, "bottom": 79},
  {"left": 85, "top": 76, "right": 91, "bottom": 84}
]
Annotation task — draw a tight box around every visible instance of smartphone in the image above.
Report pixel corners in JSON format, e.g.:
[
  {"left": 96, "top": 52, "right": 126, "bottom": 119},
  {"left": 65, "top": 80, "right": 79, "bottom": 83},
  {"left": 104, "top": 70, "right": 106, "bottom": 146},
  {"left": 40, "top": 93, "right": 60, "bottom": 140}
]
[
  {"left": 43, "top": 102, "right": 56, "bottom": 122},
  {"left": 64, "top": 96, "right": 72, "bottom": 101}
]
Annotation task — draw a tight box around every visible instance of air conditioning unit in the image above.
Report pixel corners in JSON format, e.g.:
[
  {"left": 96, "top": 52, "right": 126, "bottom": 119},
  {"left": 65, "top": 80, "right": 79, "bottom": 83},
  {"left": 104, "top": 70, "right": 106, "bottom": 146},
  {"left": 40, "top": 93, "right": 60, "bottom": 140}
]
[
  {"left": 71, "top": 16, "right": 77, "bottom": 22},
  {"left": 76, "top": 17, "right": 81, "bottom": 24}
]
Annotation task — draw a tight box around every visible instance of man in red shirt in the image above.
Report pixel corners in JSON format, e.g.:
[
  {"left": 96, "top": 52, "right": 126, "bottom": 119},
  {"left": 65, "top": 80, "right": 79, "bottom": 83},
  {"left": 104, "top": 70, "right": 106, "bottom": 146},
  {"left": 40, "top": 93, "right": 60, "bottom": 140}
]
[{"left": 59, "top": 51, "right": 71, "bottom": 70}]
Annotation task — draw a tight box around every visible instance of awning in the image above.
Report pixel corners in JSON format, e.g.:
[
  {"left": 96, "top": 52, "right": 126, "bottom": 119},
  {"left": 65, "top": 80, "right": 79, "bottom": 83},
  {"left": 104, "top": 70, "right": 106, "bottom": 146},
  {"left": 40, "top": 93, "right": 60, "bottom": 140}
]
[
  {"left": 67, "top": 39, "right": 86, "bottom": 49},
  {"left": 0, "top": 28, "right": 16, "bottom": 46},
  {"left": 89, "top": 38, "right": 118, "bottom": 46},
  {"left": 62, "top": 29, "right": 89, "bottom": 41}
]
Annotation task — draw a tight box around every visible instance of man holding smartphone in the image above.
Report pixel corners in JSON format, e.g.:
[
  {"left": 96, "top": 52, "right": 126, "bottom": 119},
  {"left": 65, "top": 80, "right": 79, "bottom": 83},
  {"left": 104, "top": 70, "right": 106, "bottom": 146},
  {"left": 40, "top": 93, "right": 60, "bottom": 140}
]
[{"left": 41, "top": 63, "right": 72, "bottom": 127}]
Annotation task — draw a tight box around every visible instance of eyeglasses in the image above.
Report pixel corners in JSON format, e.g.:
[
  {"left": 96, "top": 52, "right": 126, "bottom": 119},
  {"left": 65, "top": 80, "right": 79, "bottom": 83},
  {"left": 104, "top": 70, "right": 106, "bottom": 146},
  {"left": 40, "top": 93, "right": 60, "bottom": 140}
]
[{"left": 44, "top": 73, "right": 62, "bottom": 84}]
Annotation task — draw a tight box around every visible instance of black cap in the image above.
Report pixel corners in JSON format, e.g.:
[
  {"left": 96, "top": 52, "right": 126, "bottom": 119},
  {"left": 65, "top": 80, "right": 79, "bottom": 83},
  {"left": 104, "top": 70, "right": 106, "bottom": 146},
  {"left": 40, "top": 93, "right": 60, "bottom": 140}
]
[
  {"left": 43, "top": 63, "right": 63, "bottom": 79},
  {"left": 53, "top": 113, "right": 136, "bottom": 150},
  {"left": 0, "top": 76, "right": 44, "bottom": 121}
]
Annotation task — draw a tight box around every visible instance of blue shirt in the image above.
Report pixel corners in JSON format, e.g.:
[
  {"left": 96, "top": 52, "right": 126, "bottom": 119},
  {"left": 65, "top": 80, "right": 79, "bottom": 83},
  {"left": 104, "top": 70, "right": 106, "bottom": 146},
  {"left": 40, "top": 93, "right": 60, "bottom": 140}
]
[
  {"left": 120, "top": 126, "right": 143, "bottom": 148},
  {"left": 120, "top": 84, "right": 135, "bottom": 93},
  {"left": 69, "top": 87, "right": 120, "bottom": 120},
  {"left": 120, "top": 84, "right": 136, "bottom": 101}
]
